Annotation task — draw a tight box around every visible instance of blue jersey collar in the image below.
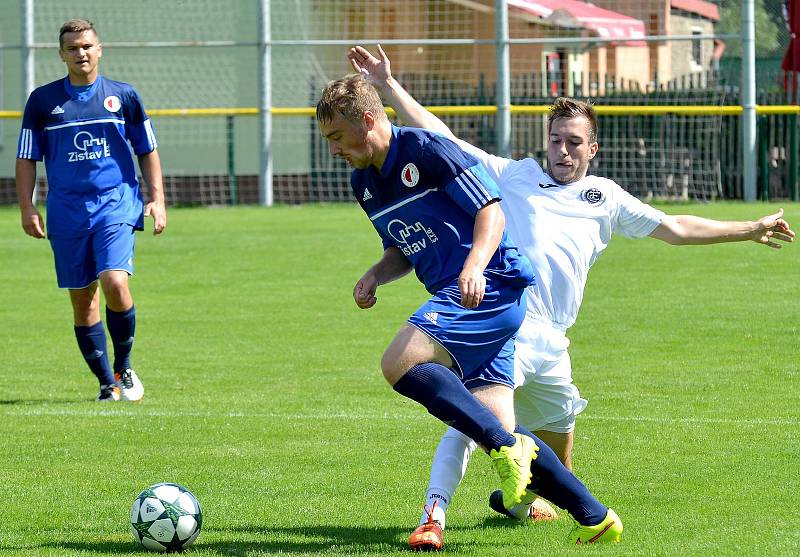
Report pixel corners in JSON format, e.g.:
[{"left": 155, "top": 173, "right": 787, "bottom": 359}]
[
  {"left": 379, "top": 125, "right": 401, "bottom": 177},
  {"left": 63, "top": 75, "right": 103, "bottom": 102}
]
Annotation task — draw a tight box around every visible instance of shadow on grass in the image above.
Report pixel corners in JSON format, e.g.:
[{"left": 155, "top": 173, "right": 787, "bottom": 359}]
[
  {"left": 18, "top": 520, "right": 535, "bottom": 555},
  {"left": 23, "top": 525, "right": 407, "bottom": 555},
  {"left": 200, "top": 524, "right": 411, "bottom": 554},
  {"left": 0, "top": 541, "right": 133, "bottom": 554},
  {"left": 0, "top": 398, "right": 85, "bottom": 405},
  {"left": 201, "top": 522, "right": 532, "bottom": 554}
]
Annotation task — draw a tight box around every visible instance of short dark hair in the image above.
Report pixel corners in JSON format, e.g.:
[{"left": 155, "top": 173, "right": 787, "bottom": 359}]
[
  {"left": 548, "top": 97, "right": 598, "bottom": 143},
  {"left": 59, "top": 19, "right": 98, "bottom": 47},
  {"left": 316, "top": 74, "right": 386, "bottom": 125}
]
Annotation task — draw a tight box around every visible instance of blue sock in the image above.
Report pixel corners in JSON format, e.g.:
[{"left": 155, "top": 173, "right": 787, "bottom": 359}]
[
  {"left": 516, "top": 425, "right": 608, "bottom": 526},
  {"left": 74, "top": 322, "right": 115, "bottom": 386},
  {"left": 106, "top": 305, "right": 135, "bottom": 372},
  {"left": 392, "top": 363, "right": 515, "bottom": 451}
]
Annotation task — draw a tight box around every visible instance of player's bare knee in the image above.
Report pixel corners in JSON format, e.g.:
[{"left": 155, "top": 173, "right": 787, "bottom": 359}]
[
  {"left": 380, "top": 350, "right": 412, "bottom": 386},
  {"left": 69, "top": 285, "right": 100, "bottom": 325},
  {"left": 100, "top": 272, "right": 132, "bottom": 309}
]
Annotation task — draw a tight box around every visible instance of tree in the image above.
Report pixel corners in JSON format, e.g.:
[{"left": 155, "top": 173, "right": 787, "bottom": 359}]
[{"left": 718, "top": 0, "right": 782, "bottom": 57}]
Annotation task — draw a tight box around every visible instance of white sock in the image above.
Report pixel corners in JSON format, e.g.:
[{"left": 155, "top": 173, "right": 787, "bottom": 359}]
[
  {"left": 506, "top": 489, "right": 538, "bottom": 519},
  {"left": 418, "top": 427, "right": 478, "bottom": 529},
  {"left": 508, "top": 501, "right": 533, "bottom": 520}
]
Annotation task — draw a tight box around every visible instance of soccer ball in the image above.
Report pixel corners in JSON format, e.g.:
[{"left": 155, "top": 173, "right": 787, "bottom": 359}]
[{"left": 130, "top": 482, "right": 202, "bottom": 552}]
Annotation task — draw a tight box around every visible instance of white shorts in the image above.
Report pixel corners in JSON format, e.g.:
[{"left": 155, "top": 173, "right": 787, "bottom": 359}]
[{"left": 512, "top": 315, "right": 587, "bottom": 434}]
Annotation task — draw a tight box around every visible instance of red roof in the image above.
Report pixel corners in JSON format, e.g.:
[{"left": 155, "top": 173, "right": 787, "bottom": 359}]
[
  {"left": 671, "top": 0, "right": 720, "bottom": 21},
  {"left": 508, "top": 0, "right": 647, "bottom": 46}
]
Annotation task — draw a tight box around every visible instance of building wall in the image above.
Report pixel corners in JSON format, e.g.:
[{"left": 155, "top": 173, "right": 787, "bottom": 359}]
[
  {"left": 670, "top": 13, "right": 715, "bottom": 78},
  {"left": 613, "top": 45, "right": 652, "bottom": 87},
  {"left": 592, "top": 0, "right": 672, "bottom": 84},
  {"left": 486, "top": 4, "right": 652, "bottom": 96}
]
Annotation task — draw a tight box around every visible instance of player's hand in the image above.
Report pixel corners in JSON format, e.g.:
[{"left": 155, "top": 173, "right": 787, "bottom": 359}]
[
  {"left": 20, "top": 205, "right": 45, "bottom": 238},
  {"left": 353, "top": 271, "right": 379, "bottom": 309},
  {"left": 348, "top": 44, "right": 392, "bottom": 87},
  {"left": 144, "top": 201, "right": 167, "bottom": 235},
  {"left": 752, "top": 208, "right": 795, "bottom": 249},
  {"left": 458, "top": 265, "right": 486, "bottom": 309}
]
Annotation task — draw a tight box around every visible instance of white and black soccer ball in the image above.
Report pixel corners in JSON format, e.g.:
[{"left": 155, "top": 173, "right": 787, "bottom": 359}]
[{"left": 130, "top": 482, "right": 202, "bottom": 552}]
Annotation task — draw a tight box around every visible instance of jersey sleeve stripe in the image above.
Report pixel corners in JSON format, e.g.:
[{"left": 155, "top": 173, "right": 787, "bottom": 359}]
[
  {"left": 143, "top": 119, "right": 157, "bottom": 149},
  {"left": 18, "top": 128, "right": 32, "bottom": 159},
  {"left": 26, "top": 129, "right": 33, "bottom": 158},
  {"left": 17, "top": 129, "right": 26, "bottom": 158},
  {"left": 455, "top": 175, "right": 482, "bottom": 208},
  {"left": 455, "top": 168, "right": 494, "bottom": 209},
  {"left": 462, "top": 168, "right": 494, "bottom": 204}
]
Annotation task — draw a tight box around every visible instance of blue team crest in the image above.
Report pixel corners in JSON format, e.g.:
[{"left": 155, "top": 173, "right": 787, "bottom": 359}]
[
  {"left": 580, "top": 187, "right": 604, "bottom": 205},
  {"left": 401, "top": 163, "right": 419, "bottom": 187},
  {"left": 104, "top": 95, "right": 121, "bottom": 112}
]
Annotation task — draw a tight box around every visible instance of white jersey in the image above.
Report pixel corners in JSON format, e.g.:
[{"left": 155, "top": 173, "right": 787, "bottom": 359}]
[{"left": 455, "top": 139, "right": 665, "bottom": 330}]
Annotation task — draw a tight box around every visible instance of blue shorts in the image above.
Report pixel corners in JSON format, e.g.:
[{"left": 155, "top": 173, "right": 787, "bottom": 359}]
[
  {"left": 407, "top": 278, "right": 526, "bottom": 389},
  {"left": 49, "top": 224, "right": 135, "bottom": 289}
]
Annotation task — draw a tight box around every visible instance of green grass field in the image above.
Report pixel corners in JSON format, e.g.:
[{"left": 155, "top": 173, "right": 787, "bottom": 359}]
[{"left": 0, "top": 203, "right": 798, "bottom": 556}]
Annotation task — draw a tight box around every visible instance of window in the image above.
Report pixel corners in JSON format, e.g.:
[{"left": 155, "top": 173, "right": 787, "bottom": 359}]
[{"left": 691, "top": 29, "right": 703, "bottom": 66}]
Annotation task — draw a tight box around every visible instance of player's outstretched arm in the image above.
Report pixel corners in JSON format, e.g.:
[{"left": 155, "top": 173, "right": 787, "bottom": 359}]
[
  {"left": 649, "top": 209, "right": 795, "bottom": 249},
  {"left": 139, "top": 150, "right": 167, "bottom": 235},
  {"left": 353, "top": 247, "right": 413, "bottom": 309},
  {"left": 348, "top": 45, "right": 455, "bottom": 139},
  {"left": 15, "top": 158, "right": 45, "bottom": 239}
]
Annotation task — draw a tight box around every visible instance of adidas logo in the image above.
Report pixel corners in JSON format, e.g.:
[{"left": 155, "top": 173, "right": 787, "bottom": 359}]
[
  {"left": 423, "top": 311, "right": 438, "bottom": 324},
  {"left": 362, "top": 188, "right": 372, "bottom": 201},
  {"left": 51, "top": 105, "right": 64, "bottom": 115}
]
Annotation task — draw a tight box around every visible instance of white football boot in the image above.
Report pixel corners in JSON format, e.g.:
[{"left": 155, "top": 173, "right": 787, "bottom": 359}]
[{"left": 115, "top": 369, "right": 144, "bottom": 402}]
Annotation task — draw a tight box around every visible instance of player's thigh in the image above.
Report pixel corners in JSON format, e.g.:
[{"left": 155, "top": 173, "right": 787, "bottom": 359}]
[
  {"left": 514, "top": 319, "right": 572, "bottom": 385},
  {"left": 515, "top": 381, "right": 587, "bottom": 433},
  {"left": 93, "top": 224, "right": 135, "bottom": 280},
  {"left": 470, "top": 383, "right": 515, "bottom": 431},
  {"left": 95, "top": 224, "right": 135, "bottom": 309},
  {"left": 408, "top": 279, "right": 525, "bottom": 390},
  {"left": 381, "top": 324, "right": 453, "bottom": 385},
  {"left": 49, "top": 233, "right": 97, "bottom": 290}
]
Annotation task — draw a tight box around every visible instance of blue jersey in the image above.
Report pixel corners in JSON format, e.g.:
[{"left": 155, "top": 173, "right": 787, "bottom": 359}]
[
  {"left": 352, "top": 125, "right": 533, "bottom": 294},
  {"left": 17, "top": 76, "right": 157, "bottom": 237}
]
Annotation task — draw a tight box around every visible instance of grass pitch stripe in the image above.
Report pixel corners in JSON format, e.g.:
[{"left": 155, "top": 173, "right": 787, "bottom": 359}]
[{"left": 1, "top": 406, "right": 795, "bottom": 427}]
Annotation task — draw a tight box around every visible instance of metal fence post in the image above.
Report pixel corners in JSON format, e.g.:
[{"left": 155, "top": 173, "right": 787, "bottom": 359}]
[
  {"left": 226, "top": 115, "right": 237, "bottom": 206},
  {"left": 791, "top": 112, "right": 799, "bottom": 201},
  {"left": 757, "top": 116, "right": 769, "bottom": 200},
  {"left": 23, "top": 0, "right": 36, "bottom": 204},
  {"left": 741, "top": 0, "right": 757, "bottom": 201},
  {"left": 258, "top": 0, "right": 273, "bottom": 206},
  {"left": 495, "top": 0, "right": 511, "bottom": 158}
]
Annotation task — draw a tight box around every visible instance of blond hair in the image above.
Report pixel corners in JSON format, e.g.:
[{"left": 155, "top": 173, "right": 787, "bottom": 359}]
[
  {"left": 548, "top": 97, "right": 598, "bottom": 143},
  {"left": 316, "top": 74, "right": 386, "bottom": 125}
]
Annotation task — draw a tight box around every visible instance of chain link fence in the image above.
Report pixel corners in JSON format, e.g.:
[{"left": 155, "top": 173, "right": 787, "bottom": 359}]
[{"left": 1, "top": 0, "right": 797, "bottom": 204}]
